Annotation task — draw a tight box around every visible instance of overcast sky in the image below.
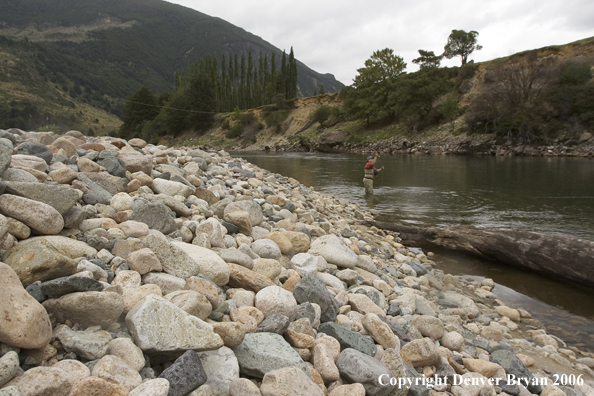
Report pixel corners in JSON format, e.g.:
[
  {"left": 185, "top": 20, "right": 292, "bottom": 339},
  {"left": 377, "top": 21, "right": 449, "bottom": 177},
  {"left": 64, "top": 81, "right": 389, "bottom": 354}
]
[{"left": 167, "top": 0, "right": 594, "bottom": 85}]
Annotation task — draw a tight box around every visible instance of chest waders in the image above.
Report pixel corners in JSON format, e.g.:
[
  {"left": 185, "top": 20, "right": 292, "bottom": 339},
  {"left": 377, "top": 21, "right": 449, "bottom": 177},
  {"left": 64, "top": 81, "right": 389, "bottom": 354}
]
[{"left": 363, "top": 168, "right": 375, "bottom": 194}]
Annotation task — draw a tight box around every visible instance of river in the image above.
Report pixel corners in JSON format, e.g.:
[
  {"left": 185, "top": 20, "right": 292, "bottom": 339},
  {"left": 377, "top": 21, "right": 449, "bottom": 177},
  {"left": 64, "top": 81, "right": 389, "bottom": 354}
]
[{"left": 235, "top": 151, "right": 594, "bottom": 352}]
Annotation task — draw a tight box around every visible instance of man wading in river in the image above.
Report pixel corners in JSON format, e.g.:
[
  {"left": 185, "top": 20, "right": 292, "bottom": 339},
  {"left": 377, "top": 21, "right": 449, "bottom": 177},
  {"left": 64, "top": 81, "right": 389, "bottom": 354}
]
[{"left": 363, "top": 152, "right": 384, "bottom": 194}]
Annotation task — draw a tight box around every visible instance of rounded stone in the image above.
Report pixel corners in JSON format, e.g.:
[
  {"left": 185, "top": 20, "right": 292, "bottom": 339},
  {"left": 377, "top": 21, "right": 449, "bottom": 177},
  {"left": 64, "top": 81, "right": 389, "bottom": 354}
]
[
  {"left": 255, "top": 285, "right": 298, "bottom": 321},
  {"left": 251, "top": 238, "right": 282, "bottom": 260},
  {"left": 0, "top": 263, "right": 52, "bottom": 349},
  {"left": 52, "top": 359, "right": 90, "bottom": 384},
  {"left": 441, "top": 331, "right": 465, "bottom": 351},
  {"left": 495, "top": 305, "right": 521, "bottom": 321},
  {"left": 4, "top": 367, "right": 73, "bottom": 396},
  {"left": 264, "top": 232, "right": 293, "bottom": 255},
  {"left": 111, "top": 192, "right": 134, "bottom": 212},
  {"left": 164, "top": 290, "right": 213, "bottom": 320},
  {"left": 0, "top": 351, "right": 19, "bottom": 388},
  {"left": 229, "top": 378, "right": 262, "bottom": 396},
  {"left": 412, "top": 315, "right": 445, "bottom": 340},
  {"left": 0, "top": 194, "right": 64, "bottom": 234},
  {"left": 129, "top": 378, "right": 170, "bottom": 396},
  {"left": 108, "top": 338, "right": 146, "bottom": 372},
  {"left": 252, "top": 258, "right": 282, "bottom": 280},
  {"left": 362, "top": 313, "right": 399, "bottom": 350},
  {"left": 68, "top": 375, "right": 129, "bottom": 396},
  {"left": 260, "top": 366, "right": 324, "bottom": 396},
  {"left": 42, "top": 291, "right": 125, "bottom": 329},
  {"left": 91, "top": 355, "right": 143, "bottom": 391},
  {"left": 212, "top": 322, "right": 247, "bottom": 348}
]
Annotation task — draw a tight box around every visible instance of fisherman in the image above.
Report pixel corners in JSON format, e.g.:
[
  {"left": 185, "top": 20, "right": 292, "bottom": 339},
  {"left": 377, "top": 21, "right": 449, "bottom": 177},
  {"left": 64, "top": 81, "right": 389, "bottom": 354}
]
[{"left": 363, "top": 152, "right": 384, "bottom": 194}]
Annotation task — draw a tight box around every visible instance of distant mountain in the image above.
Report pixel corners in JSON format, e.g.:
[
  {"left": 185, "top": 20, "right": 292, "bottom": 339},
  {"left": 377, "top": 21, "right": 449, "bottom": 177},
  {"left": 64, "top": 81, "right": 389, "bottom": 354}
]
[{"left": 0, "top": 0, "right": 343, "bottom": 104}]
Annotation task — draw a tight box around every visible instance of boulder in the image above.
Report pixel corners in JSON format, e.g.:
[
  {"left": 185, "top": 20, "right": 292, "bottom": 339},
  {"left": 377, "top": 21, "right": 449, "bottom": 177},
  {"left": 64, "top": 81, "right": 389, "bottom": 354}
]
[
  {"left": 0, "top": 263, "right": 52, "bottom": 349},
  {"left": 400, "top": 337, "right": 441, "bottom": 367},
  {"left": 172, "top": 241, "right": 230, "bottom": 285},
  {"left": 4, "top": 182, "right": 79, "bottom": 215},
  {"left": 2, "top": 238, "right": 77, "bottom": 286},
  {"left": 55, "top": 326, "right": 112, "bottom": 361},
  {"left": 234, "top": 332, "right": 311, "bottom": 379},
  {"left": 294, "top": 273, "right": 340, "bottom": 323},
  {"left": 4, "top": 367, "right": 72, "bottom": 396},
  {"left": 130, "top": 200, "right": 177, "bottom": 235},
  {"left": 0, "top": 194, "right": 64, "bottom": 234},
  {"left": 126, "top": 294, "right": 223, "bottom": 353},
  {"left": 318, "top": 322, "right": 377, "bottom": 357},
  {"left": 224, "top": 200, "right": 264, "bottom": 227},
  {"left": 197, "top": 347, "right": 240, "bottom": 396},
  {"left": 255, "top": 286, "right": 298, "bottom": 321},
  {"left": 15, "top": 142, "right": 53, "bottom": 163},
  {"left": 0, "top": 138, "right": 13, "bottom": 176},
  {"left": 260, "top": 366, "right": 324, "bottom": 396},
  {"left": 43, "top": 291, "right": 124, "bottom": 328},
  {"left": 309, "top": 234, "right": 359, "bottom": 268},
  {"left": 336, "top": 348, "right": 394, "bottom": 396}
]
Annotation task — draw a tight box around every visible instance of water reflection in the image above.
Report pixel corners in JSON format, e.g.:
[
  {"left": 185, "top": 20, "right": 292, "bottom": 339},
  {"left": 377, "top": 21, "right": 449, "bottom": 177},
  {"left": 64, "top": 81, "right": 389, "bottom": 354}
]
[
  {"left": 237, "top": 152, "right": 594, "bottom": 240},
  {"left": 434, "top": 250, "right": 594, "bottom": 352}
]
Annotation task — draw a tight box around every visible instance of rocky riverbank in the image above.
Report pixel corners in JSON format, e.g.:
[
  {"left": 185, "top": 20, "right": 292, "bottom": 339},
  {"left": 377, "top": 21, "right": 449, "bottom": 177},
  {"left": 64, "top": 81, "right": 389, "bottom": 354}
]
[
  {"left": 248, "top": 130, "right": 594, "bottom": 158},
  {"left": 1, "top": 128, "right": 594, "bottom": 396}
]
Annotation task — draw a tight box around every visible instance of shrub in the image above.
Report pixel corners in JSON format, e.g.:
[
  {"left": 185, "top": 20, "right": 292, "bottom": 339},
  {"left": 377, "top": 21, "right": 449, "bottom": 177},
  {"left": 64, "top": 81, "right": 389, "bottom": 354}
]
[
  {"left": 221, "top": 119, "right": 230, "bottom": 130},
  {"left": 226, "top": 123, "right": 243, "bottom": 139},
  {"left": 561, "top": 62, "right": 593, "bottom": 85},
  {"left": 311, "top": 106, "right": 339, "bottom": 125},
  {"left": 458, "top": 63, "right": 478, "bottom": 80},
  {"left": 240, "top": 111, "right": 254, "bottom": 125},
  {"left": 265, "top": 110, "right": 288, "bottom": 130}
]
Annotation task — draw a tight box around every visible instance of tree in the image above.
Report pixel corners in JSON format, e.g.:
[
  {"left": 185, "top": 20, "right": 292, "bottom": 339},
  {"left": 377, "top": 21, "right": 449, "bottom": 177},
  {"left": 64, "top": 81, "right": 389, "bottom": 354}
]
[
  {"left": 119, "top": 86, "right": 159, "bottom": 139},
  {"left": 352, "top": 48, "right": 407, "bottom": 120},
  {"left": 412, "top": 50, "right": 442, "bottom": 69},
  {"left": 443, "top": 29, "right": 482, "bottom": 66}
]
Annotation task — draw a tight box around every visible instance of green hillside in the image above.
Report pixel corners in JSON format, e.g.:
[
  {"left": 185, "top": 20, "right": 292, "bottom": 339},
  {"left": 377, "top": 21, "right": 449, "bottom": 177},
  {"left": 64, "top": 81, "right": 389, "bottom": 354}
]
[{"left": 0, "top": 0, "right": 343, "bottom": 129}]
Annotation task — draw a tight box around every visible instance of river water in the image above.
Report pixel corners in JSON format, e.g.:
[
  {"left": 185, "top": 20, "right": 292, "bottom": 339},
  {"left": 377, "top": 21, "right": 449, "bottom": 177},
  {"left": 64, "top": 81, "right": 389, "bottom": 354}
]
[{"left": 235, "top": 151, "right": 594, "bottom": 352}]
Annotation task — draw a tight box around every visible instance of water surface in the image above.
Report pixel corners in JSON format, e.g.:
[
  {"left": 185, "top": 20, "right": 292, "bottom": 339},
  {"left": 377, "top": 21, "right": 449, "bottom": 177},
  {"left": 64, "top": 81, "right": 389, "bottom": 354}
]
[{"left": 235, "top": 151, "right": 594, "bottom": 351}]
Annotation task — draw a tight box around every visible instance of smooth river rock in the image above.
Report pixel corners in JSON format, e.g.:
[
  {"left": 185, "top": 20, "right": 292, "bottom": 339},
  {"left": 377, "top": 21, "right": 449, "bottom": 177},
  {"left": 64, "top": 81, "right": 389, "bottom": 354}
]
[
  {"left": 0, "top": 194, "right": 64, "bottom": 234},
  {"left": 2, "top": 238, "right": 77, "bottom": 286},
  {"left": 172, "top": 241, "right": 230, "bottom": 285},
  {"left": 0, "top": 264, "right": 52, "bottom": 349},
  {"left": 4, "top": 181, "right": 79, "bottom": 215},
  {"left": 125, "top": 294, "right": 223, "bottom": 353},
  {"left": 309, "top": 234, "right": 359, "bottom": 268},
  {"left": 233, "top": 332, "right": 311, "bottom": 379},
  {"left": 42, "top": 291, "right": 124, "bottom": 328}
]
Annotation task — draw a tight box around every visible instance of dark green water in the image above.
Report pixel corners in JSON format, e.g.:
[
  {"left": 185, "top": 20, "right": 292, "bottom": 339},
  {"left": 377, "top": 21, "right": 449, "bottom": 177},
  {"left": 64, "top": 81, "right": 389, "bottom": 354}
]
[{"left": 236, "top": 151, "right": 594, "bottom": 351}]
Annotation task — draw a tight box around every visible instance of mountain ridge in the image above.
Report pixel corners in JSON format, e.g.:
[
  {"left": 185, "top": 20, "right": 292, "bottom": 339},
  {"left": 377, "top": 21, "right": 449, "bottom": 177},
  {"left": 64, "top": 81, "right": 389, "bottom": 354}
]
[{"left": 0, "top": 0, "right": 344, "bottom": 98}]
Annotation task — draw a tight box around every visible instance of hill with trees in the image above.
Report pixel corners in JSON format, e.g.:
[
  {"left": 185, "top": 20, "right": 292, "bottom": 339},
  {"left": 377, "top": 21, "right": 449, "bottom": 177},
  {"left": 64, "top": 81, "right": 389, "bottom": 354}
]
[
  {"left": 0, "top": 0, "right": 343, "bottom": 132},
  {"left": 173, "top": 33, "right": 594, "bottom": 156}
]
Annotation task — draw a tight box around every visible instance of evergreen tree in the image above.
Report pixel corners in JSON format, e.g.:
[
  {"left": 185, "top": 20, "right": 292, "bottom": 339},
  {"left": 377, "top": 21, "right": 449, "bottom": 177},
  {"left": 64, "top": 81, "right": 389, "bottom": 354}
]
[
  {"left": 247, "top": 49, "right": 254, "bottom": 108},
  {"left": 288, "top": 47, "right": 298, "bottom": 98},
  {"left": 279, "top": 50, "right": 287, "bottom": 95},
  {"left": 270, "top": 52, "right": 277, "bottom": 101},
  {"left": 171, "top": 48, "right": 299, "bottom": 113},
  {"left": 119, "top": 86, "right": 159, "bottom": 139}
]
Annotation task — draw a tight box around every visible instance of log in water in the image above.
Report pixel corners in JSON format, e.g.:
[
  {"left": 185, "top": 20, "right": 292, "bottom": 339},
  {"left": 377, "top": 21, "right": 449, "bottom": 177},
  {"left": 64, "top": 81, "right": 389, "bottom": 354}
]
[{"left": 364, "top": 221, "right": 594, "bottom": 289}]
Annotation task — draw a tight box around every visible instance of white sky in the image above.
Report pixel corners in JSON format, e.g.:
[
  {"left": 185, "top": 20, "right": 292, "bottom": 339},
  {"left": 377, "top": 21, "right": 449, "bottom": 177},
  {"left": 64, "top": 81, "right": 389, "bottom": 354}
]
[{"left": 166, "top": 0, "right": 594, "bottom": 85}]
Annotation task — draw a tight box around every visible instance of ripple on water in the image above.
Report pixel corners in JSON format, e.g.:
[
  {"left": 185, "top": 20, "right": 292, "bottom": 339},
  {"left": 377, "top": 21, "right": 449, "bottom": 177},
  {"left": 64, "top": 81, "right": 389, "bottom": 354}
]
[{"left": 235, "top": 151, "right": 594, "bottom": 352}]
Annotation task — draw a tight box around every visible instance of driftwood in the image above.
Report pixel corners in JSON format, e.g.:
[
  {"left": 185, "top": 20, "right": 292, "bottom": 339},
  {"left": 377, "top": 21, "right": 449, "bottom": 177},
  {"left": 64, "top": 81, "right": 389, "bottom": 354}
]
[{"left": 362, "top": 221, "right": 594, "bottom": 289}]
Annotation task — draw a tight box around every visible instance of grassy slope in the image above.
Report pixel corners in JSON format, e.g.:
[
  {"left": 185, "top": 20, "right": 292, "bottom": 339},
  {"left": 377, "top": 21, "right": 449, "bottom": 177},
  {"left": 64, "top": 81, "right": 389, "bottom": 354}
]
[{"left": 0, "top": 38, "right": 121, "bottom": 134}]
